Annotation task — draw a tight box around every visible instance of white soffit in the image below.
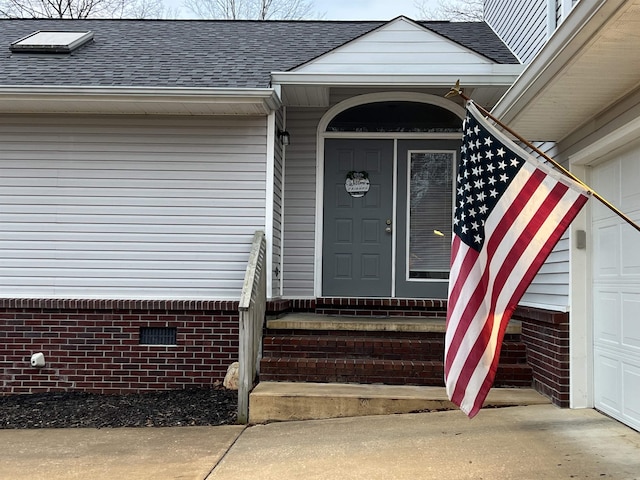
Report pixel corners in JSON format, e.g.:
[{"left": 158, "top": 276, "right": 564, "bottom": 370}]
[{"left": 492, "top": 0, "right": 640, "bottom": 142}]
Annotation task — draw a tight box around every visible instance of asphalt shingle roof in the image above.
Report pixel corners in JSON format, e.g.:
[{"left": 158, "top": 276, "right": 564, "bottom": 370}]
[{"left": 0, "top": 19, "right": 518, "bottom": 89}]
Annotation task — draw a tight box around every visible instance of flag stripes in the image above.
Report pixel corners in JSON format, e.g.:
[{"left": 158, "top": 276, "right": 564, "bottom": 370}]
[{"left": 444, "top": 102, "right": 589, "bottom": 417}]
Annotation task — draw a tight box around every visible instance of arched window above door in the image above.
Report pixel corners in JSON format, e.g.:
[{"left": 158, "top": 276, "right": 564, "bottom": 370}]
[{"left": 326, "top": 101, "right": 462, "bottom": 133}]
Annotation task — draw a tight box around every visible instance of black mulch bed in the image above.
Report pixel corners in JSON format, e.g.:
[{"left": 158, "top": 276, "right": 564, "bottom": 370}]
[{"left": 0, "top": 387, "right": 238, "bottom": 429}]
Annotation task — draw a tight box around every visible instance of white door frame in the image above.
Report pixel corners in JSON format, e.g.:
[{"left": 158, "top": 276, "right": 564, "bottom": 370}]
[{"left": 313, "top": 92, "right": 465, "bottom": 298}]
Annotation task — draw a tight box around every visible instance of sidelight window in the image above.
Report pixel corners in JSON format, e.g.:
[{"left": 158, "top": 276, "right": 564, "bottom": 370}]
[{"left": 407, "top": 151, "right": 455, "bottom": 279}]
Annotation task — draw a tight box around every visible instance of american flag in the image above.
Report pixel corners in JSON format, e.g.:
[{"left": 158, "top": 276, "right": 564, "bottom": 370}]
[{"left": 444, "top": 101, "right": 589, "bottom": 417}]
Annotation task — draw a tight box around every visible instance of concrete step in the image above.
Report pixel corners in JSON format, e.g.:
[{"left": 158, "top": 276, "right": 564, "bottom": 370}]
[
  {"left": 248, "top": 381, "right": 551, "bottom": 423},
  {"left": 267, "top": 313, "right": 522, "bottom": 334},
  {"left": 259, "top": 357, "right": 533, "bottom": 387}
]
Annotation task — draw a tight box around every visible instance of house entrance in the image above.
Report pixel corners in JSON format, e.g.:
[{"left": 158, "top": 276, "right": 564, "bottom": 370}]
[
  {"left": 322, "top": 138, "right": 461, "bottom": 298},
  {"left": 320, "top": 99, "right": 463, "bottom": 298}
]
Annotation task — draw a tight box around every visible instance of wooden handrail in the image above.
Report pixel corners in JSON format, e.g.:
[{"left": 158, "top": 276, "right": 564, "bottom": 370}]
[{"left": 237, "top": 230, "right": 267, "bottom": 424}]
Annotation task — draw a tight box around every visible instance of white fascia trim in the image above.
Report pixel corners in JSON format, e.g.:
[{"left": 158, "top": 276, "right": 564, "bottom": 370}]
[
  {"left": 271, "top": 69, "right": 522, "bottom": 87},
  {"left": 0, "top": 85, "right": 282, "bottom": 111},
  {"left": 492, "top": 0, "right": 627, "bottom": 121}
]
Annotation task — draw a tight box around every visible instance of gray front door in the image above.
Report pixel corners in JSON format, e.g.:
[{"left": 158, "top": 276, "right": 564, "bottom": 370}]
[{"left": 322, "top": 139, "right": 393, "bottom": 297}]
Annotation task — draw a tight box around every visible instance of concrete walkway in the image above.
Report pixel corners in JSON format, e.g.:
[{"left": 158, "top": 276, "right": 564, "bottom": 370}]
[{"left": 1, "top": 405, "right": 639, "bottom": 480}]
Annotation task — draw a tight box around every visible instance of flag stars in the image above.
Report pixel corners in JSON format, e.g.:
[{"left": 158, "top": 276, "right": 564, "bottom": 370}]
[{"left": 454, "top": 108, "right": 527, "bottom": 251}]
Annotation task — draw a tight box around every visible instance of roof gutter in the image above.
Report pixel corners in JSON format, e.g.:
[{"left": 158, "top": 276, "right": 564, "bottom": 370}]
[
  {"left": 491, "top": 0, "right": 627, "bottom": 121},
  {"left": 0, "top": 85, "right": 282, "bottom": 115}
]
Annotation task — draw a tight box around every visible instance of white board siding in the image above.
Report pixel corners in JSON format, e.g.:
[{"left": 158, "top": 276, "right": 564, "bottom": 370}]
[
  {"left": 485, "top": 0, "right": 548, "bottom": 64},
  {"left": 272, "top": 108, "right": 285, "bottom": 297},
  {"left": 294, "top": 18, "right": 493, "bottom": 75},
  {"left": 282, "top": 108, "right": 325, "bottom": 297},
  {"left": 0, "top": 115, "right": 267, "bottom": 300}
]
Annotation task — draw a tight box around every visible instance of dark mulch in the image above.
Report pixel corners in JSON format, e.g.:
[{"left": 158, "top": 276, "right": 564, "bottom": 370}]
[{"left": 0, "top": 387, "right": 238, "bottom": 429}]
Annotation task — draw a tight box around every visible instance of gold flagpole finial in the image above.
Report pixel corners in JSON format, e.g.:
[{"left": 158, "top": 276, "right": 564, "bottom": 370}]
[{"left": 445, "top": 79, "right": 462, "bottom": 98}]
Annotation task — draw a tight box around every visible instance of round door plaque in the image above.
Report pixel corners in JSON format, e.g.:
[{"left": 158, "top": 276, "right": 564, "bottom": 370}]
[{"left": 345, "top": 171, "right": 370, "bottom": 198}]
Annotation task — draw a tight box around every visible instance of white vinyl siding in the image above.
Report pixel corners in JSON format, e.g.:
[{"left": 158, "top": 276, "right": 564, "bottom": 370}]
[
  {"left": 295, "top": 17, "right": 493, "bottom": 75},
  {"left": 282, "top": 108, "right": 325, "bottom": 297},
  {"left": 0, "top": 114, "right": 267, "bottom": 300},
  {"left": 485, "top": 0, "right": 548, "bottom": 64},
  {"left": 516, "top": 141, "right": 571, "bottom": 310}
]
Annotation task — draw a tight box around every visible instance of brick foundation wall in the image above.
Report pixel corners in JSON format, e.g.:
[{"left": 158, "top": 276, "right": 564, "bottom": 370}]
[
  {"left": 513, "top": 306, "right": 570, "bottom": 407},
  {"left": 1, "top": 297, "right": 571, "bottom": 405},
  {"left": 0, "top": 299, "right": 239, "bottom": 395}
]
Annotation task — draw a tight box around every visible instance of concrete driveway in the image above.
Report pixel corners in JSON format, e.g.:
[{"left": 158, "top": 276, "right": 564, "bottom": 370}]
[{"left": 1, "top": 405, "right": 639, "bottom": 480}]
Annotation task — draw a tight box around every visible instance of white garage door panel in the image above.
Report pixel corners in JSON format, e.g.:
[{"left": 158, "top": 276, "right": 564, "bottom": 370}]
[
  {"left": 593, "top": 222, "right": 620, "bottom": 277},
  {"left": 591, "top": 160, "right": 619, "bottom": 221},
  {"left": 622, "top": 293, "right": 640, "bottom": 350},
  {"left": 594, "top": 290, "right": 620, "bottom": 345},
  {"left": 620, "top": 147, "right": 640, "bottom": 210},
  {"left": 594, "top": 348, "right": 621, "bottom": 414},
  {"left": 622, "top": 223, "right": 640, "bottom": 275},
  {"left": 623, "top": 363, "right": 640, "bottom": 426},
  {"left": 592, "top": 142, "right": 640, "bottom": 432}
]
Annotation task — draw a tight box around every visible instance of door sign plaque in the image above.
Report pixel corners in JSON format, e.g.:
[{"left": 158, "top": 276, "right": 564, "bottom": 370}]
[{"left": 345, "top": 171, "right": 370, "bottom": 198}]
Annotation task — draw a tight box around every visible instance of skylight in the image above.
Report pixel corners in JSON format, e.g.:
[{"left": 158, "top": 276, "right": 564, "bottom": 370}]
[{"left": 10, "top": 31, "right": 94, "bottom": 53}]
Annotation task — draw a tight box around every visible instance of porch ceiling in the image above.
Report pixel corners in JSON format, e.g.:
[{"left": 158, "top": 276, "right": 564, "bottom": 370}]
[
  {"left": 279, "top": 82, "right": 518, "bottom": 110},
  {"left": 492, "top": 0, "right": 640, "bottom": 142}
]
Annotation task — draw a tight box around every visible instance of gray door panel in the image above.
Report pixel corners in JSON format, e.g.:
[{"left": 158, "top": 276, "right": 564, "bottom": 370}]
[{"left": 322, "top": 139, "right": 393, "bottom": 297}]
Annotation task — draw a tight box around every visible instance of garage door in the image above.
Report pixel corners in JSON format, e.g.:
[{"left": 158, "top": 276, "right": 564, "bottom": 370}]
[{"left": 591, "top": 142, "right": 640, "bottom": 432}]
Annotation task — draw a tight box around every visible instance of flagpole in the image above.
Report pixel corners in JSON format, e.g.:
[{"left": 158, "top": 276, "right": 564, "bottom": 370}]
[{"left": 446, "top": 81, "right": 640, "bottom": 234}]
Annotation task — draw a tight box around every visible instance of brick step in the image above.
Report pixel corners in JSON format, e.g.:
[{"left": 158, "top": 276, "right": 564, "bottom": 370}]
[
  {"left": 263, "top": 335, "right": 527, "bottom": 364},
  {"left": 259, "top": 357, "right": 533, "bottom": 387}
]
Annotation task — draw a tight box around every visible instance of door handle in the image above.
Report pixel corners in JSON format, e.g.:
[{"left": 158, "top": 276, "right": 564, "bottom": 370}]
[
  {"left": 385, "top": 219, "right": 392, "bottom": 233},
  {"left": 385, "top": 226, "right": 392, "bottom": 233}
]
